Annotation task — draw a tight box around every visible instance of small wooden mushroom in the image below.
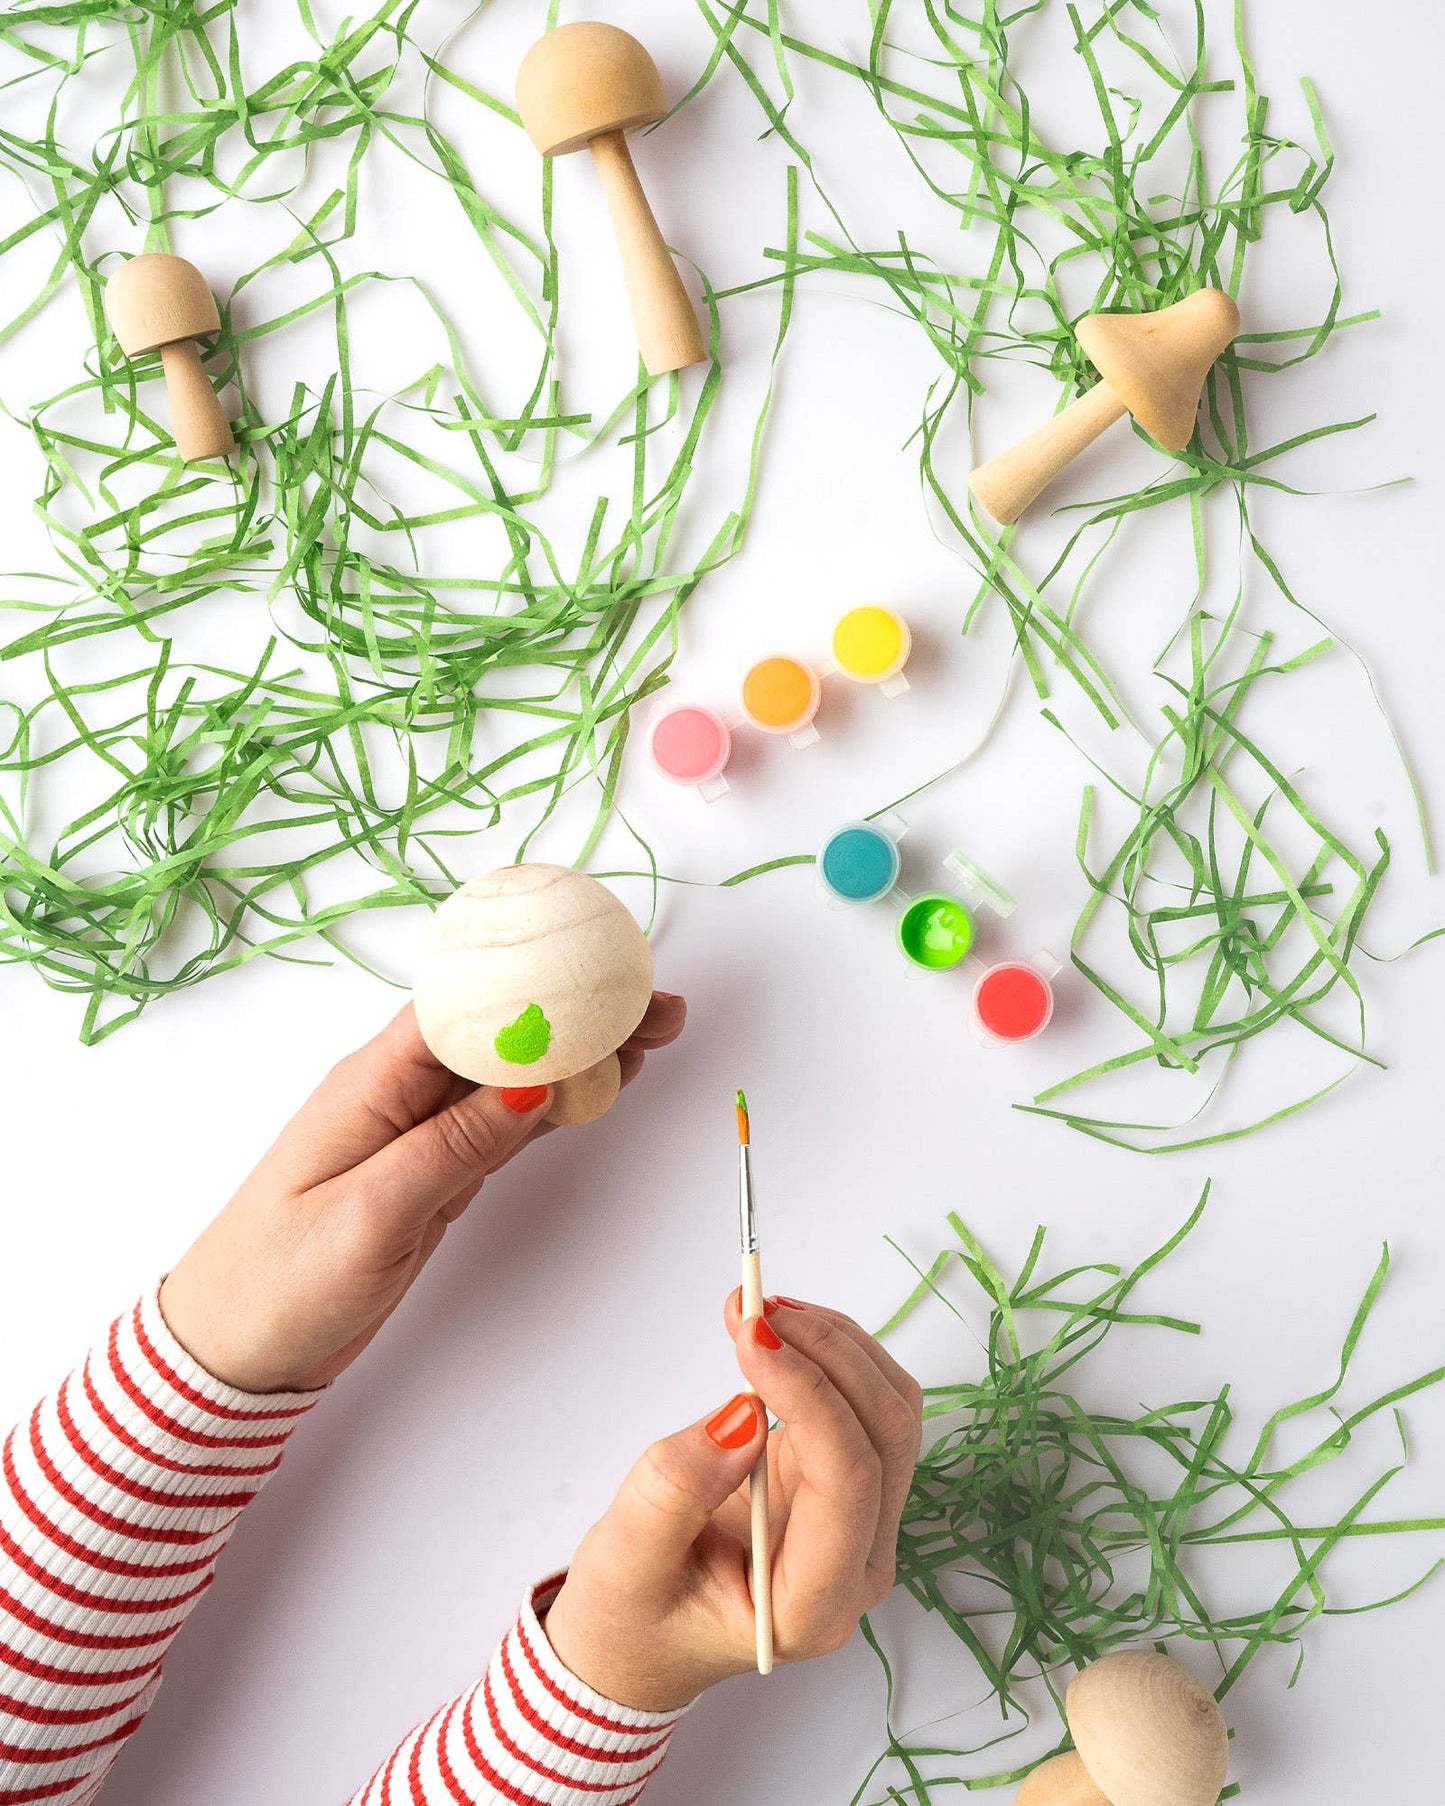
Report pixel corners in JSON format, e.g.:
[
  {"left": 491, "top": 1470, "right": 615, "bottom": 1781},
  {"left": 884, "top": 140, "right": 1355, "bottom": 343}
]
[
  {"left": 411, "top": 863, "right": 654, "bottom": 1128},
  {"left": 516, "top": 22, "right": 706, "bottom": 376},
  {"left": 968, "top": 289, "right": 1239, "bottom": 525},
  {"left": 1016, "top": 1651, "right": 1228, "bottom": 1806},
  {"left": 104, "top": 254, "right": 235, "bottom": 463}
]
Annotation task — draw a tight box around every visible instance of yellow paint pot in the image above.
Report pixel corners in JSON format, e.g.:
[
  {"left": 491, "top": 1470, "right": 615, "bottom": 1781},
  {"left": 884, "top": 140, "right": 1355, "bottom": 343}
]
[{"left": 831, "top": 606, "right": 911, "bottom": 695}]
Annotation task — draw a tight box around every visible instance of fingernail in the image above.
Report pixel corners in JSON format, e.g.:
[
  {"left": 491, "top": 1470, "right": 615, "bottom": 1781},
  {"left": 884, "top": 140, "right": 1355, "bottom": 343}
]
[
  {"left": 500, "top": 1085, "right": 548, "bottom": 1114},
  {"left": 750, "top": 1317, "right": 784, "bottom": 1351},
  {"left": 705, "top": 1392, "right": 763, "bottom": 1450},
  {"left": 767, "top": 1295, "right": 806, "bottom": 1312},
  {"left": 654, "top": 990, "right": 683, "bottom": 1003}
]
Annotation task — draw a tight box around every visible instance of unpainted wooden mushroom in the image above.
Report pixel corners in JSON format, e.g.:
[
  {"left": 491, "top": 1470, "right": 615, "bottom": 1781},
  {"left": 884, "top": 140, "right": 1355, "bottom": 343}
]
[
  {"left": 1016, "top": 1651, "right": 1228, "bottom": 1806},
  {"left": 104, "top": 254, "right": 235, "bottom": 463},
  {"left": 411, "top": 863, "right": 654, "bottom": 1128},
  {"left": 968, "top": 289, "right": 1239, "bottom": 525},
  {"left": 516, "top": 22, "right": 706, "bottom": 376}
]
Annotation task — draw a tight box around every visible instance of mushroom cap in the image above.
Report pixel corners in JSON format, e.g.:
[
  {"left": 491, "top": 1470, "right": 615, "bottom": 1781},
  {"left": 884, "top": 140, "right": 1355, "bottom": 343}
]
[
  {"left": 516, "top": 22, "right": 666, "bottom": 157},
  {"left": 411, "top": 863, "right": 653, "bottom": 1087},
  {"left": 105, "top": 253, "right": 221, "bottom": 355},
  {"left": 1065, "top": 1651, "right": 1228, "bottom": 1806},
  {"left": 1074, "top": 289, "right": 1239, "bottom": 451}
]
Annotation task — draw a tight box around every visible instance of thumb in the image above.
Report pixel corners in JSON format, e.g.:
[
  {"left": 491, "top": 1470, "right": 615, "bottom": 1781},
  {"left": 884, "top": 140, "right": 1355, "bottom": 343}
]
[
  {"left": 358, "top": 1080, "right": 553, "bottom": 1226},
  {"left": 604, "top": 1392, "right": 767, "bottom": 1566}
]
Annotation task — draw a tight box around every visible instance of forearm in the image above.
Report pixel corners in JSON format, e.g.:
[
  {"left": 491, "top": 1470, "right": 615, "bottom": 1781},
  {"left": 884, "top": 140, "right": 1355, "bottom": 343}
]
[
  {"left": 345, "top": 1578, "right": 685, "bottom": 1806},
  {"left": 0, "top": 1289, "right": 315, "bottom": 1800}
]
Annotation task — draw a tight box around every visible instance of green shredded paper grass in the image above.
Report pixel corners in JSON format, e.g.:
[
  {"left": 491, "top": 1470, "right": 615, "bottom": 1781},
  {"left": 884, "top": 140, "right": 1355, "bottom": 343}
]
[
  {"left": 858, "top": 1190, "right": 1445, "bottom": 1799},
  {"left": 0, "top": 0, "right": 1434, "bottom": 1153}
]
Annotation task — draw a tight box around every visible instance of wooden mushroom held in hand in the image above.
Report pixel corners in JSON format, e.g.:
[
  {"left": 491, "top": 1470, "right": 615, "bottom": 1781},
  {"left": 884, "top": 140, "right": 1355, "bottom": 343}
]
[
  {"left": 1016, "top": 1651, "right": 1228, "bottom": 1806},
  {"left": 516, "top": 22, "right": 706, "bottom": 376},
  {"left": 968, "top": 289, "right": 1239, "bottom": 525},
  {"left": 412, "top": 863, "right": 654, "bottom": 1129},
  {"left": 104, "top": 254, "right": 235, "bottom": 463}
]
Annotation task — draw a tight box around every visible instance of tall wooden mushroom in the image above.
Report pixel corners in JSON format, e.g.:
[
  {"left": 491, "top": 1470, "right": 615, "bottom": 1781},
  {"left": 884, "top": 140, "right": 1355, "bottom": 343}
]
[
  {"left": 411, "top": 864, "right": 654, "bottom": 1127},
  {"left": 104, "top": 254, "right": 235, "bottom": 463},
  {"left": 968, "top": 289, "right": 1239, "bottom": 525},
  {"left": 1017, "top": 1651, "right": 1228, "bottom": 1806},
  {"left": 516, "top": 22, "right": 706, "bottom": 376}
]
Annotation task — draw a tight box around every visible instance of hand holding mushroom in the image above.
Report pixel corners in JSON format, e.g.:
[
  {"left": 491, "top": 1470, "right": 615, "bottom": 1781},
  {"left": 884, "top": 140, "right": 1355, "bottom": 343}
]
[
  {"left": 104, "top": 253, "right": 235, "bottom": 463},
  {"left": 1017, "top": 1651, "right": 1228, "bottom": 1806},
  {"left": 412, "top": 863, "right": 655, "bottom": 1127},
  {"left": 969, "top": 289, "right": 1240, "bottom": 525}
]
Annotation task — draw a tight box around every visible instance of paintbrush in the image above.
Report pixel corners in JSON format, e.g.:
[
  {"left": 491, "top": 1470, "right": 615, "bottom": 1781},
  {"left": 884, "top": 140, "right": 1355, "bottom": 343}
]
[{"left": 736, "top": 1088, "right": 774, "bottom": 1675}]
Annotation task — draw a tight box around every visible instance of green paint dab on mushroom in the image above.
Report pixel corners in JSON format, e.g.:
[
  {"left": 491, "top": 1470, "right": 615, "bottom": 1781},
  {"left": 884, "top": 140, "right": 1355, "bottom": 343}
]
[{"left": 494, "top": 1002, "right": 552, "bottom": 1065}]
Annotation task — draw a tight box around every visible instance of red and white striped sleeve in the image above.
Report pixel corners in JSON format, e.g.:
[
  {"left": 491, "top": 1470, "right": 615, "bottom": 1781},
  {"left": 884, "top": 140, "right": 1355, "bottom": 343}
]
[
  {"left": 0, "top": 1298, "right": 685, "bottom": 1805},
  {"left": 345, "top": 1576, "right": 685, "bottom": 1806},
  {"left": 0, "top": 1287, "right": 318, "bottom": 1804}
]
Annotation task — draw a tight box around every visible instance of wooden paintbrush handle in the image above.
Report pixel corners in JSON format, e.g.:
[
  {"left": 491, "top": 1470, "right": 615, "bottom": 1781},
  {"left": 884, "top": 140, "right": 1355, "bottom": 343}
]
[
  {"left": 589, "top": 130, "right": 707, "bottom": 377},
  {"left": 159, "top": 338, "right": 234, "bottom": 463},
  {"left": 967, "top": 379, "right": 1128, "bottom": 525},
  {"left": 740, "top": 1247, "right": 774, "bottom": 1675}
]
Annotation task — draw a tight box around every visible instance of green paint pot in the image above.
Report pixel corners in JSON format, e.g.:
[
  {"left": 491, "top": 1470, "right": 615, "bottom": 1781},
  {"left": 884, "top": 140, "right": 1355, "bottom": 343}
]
[{"left": 897, "top": 893, "right": 974, "bottom": 971}]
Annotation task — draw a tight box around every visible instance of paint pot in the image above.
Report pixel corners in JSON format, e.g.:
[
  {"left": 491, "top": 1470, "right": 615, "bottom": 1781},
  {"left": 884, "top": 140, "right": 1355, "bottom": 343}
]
[
  {"left": 819, "top": 822, "right": 902, "bottom": 904},
  {"left": 897, "top": 893, "right": 975, "bottom": 971},
  {"left": 832, "top": 606, "right": 911, "bottom": 696},
  {"left": 740, "top": 654, "right": 822, "bottom": 747},
  {"left": 648, "top": 704, "right": 732, "bottom": 800},
  {"left": 970, "top": 958, "right": 1058, "bottom": 1043}
]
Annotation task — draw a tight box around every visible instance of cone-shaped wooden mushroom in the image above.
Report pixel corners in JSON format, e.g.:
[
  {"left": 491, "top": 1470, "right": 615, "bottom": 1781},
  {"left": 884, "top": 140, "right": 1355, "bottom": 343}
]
[
  {"left": 516, "top": 22, "right": 706, "bottom": 376},
  {"left": 968, "top": 289, "right": 1239, "bottom": 525},
  {"left": 412, "top": 864, "right": 654, "bottom": 1128},
  {"left": 1016, "top": 1652, "right": 1228, "bottom": 1806},
  {"left": 104, "top": 254, "right": 235, "bottom": 463}
]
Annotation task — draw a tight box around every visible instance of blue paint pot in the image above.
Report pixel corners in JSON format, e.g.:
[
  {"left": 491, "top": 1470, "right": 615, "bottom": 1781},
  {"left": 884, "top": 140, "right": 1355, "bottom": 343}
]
[{"left": 818, "top": 823, "right": 901, "bottom": 904}]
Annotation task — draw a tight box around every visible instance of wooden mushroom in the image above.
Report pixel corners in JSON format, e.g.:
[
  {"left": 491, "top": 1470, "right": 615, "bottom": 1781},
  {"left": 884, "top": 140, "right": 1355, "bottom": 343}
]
[
  {"left": 1016, "top": 1651, "right": 1228, "bottom": 1806},
  {"left": 516, "top": 22, "right": 706, "bottom": 376},
  {"left": 411, "top": 863, "right": 654, "bottom": 1128},
  {"left": 104, "top": 254, "right": 235, "bottom": 463},
  {"left": 968, "top": 289, "right": 1239, "bottom": 525}
]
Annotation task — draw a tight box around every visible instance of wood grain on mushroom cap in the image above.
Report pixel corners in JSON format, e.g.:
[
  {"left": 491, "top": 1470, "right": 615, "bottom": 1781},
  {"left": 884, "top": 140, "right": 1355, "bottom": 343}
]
[
  {"left": 1065, "top": 1651, "right": 1228, "bottom": 1806},
  {"left": 515, "top": 22, "right": 666, "bottom": 158},
  {"left": 412, "top": 864, "right": 653, "bottom": 1088},
  {"left": 1075, "top": 289, "right": 1239, "bottom": 451}
]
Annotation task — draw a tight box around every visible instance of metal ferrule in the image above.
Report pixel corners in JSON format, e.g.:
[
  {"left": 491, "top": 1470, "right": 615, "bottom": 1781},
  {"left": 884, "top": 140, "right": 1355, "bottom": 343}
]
[{"left": 738, "top": 1145, "right": 758, "bottom": 1253}]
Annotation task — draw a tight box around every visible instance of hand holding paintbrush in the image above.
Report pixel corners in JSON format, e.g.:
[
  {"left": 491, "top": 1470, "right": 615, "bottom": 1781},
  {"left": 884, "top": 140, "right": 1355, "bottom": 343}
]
[{"left": 541, "top": 1138, "right": 923, "bottom": 1710}]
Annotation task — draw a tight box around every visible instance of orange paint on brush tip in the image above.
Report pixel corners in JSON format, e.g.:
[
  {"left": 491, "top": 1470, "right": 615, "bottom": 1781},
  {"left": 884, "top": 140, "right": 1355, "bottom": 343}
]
[{"left": 735, "top": 1088, "right": 750, "bottom": 1145}]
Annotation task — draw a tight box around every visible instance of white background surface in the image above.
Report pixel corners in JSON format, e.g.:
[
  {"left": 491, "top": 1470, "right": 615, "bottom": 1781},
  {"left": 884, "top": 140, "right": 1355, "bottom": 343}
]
[{"left": 1, "top": 2, "right": 1443, "bottom": 1802}]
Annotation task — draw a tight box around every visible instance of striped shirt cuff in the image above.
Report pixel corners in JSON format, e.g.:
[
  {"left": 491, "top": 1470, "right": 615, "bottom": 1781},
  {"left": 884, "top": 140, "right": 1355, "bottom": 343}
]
[{"left": 348, "top": 1577, "right": 687, "bottom": 1805}]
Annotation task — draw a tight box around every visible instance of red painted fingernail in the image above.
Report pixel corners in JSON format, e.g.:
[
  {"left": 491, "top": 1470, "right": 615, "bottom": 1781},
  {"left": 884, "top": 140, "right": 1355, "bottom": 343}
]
[
  {"left": 767, "top": 1295, "right": 806, "bottom": 1312},
  {"left": 705, "top": 1392, "right": 763, "bottom": 1450},
  {"left": 500, "top": 1085, "right": 548, "bottom": 1114},
  {"left": 750, "top": 1317, "right": 784, "bottom": 1351}
]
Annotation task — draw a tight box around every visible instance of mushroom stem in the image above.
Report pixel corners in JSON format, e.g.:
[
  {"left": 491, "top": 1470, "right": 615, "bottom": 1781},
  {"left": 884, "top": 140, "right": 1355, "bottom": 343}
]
[
  {"left": 968, "top": 379, "right": 1128, "bottom": 526},
  {"left": 588, "top": 130, "right": 707, "bottom": 376},
  {"left": 545, "top": 1051, "right": 623, "bottom": 1127},
  {"left": 159, "top": 338, "right": 235, "bottom": 463},
  {"left": 1015, "top": 1752, "right": 1111, "bottom": 1806}
]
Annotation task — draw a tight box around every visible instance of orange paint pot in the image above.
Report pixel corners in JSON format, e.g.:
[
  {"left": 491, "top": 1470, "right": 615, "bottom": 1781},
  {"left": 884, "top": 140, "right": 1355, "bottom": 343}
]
[{"left": 740, "top": 654, "right": 822, "bottom": 743}]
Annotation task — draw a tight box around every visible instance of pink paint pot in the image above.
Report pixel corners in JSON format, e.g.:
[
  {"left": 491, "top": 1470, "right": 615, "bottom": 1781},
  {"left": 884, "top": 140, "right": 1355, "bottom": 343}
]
[{"left": 648, "top": 704, "right": 732, "bottom": 801}]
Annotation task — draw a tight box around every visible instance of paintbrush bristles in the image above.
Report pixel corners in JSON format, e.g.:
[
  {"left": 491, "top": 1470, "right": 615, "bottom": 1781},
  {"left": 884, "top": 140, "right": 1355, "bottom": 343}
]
[{"left": 735, "top": 1087, "right": 750, "bottom": 1145}]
